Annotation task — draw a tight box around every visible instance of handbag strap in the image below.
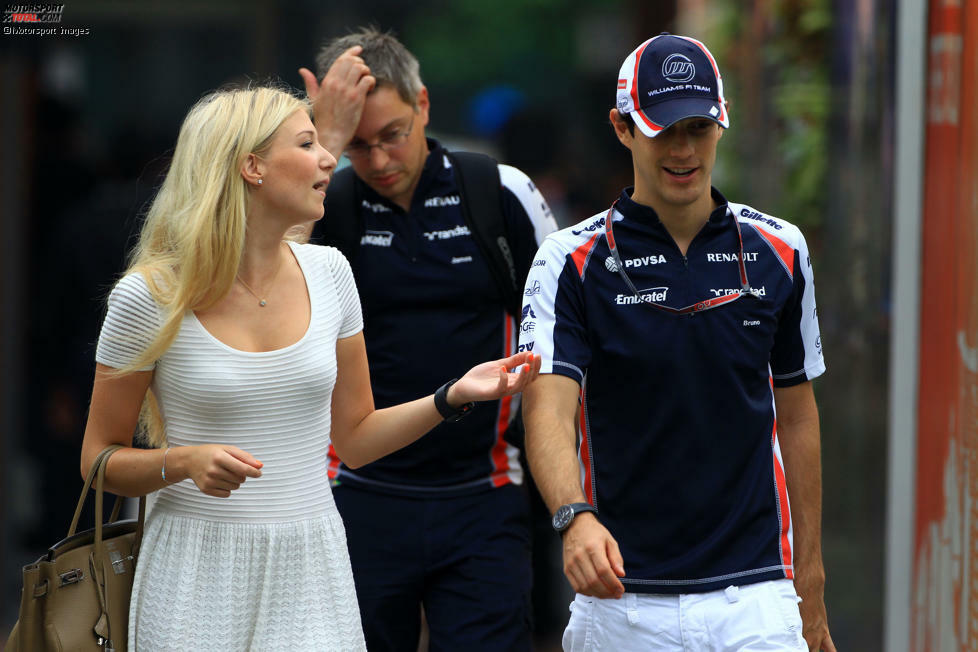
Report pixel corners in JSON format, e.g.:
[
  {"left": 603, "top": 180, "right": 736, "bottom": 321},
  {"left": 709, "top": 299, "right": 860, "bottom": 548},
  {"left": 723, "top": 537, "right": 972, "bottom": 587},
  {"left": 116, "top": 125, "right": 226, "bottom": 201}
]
[
  {"left": 94, "top": 445, "right": 148, "bottom": 559},
  {"left": 68, "top": 445, "right": 147, "bottom": 537},
  {"left": 68, "top": 444, "right": 123, "bottom": 537},
  {"left": 133, "top": 490, "right": 146, "bottom": 555}
]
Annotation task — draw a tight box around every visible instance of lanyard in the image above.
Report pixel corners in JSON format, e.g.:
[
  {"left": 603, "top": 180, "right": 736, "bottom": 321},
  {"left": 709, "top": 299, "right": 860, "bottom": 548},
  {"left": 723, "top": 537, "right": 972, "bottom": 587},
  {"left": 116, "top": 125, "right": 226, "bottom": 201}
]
[{"left": 604, "top": 201, "right": 758, "bottom": 315}]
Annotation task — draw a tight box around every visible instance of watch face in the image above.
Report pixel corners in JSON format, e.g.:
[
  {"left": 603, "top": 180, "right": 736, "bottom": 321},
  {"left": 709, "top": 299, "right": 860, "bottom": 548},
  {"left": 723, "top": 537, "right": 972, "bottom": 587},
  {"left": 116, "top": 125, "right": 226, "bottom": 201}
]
[{"left": 552, "top": 504, "right": 574, "bottom": 531}]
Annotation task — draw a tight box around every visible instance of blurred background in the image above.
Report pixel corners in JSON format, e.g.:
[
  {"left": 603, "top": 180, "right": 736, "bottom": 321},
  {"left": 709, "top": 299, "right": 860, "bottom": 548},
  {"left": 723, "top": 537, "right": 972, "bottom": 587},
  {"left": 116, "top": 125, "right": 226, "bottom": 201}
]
[{"left": 1, "top": 1, "right": 972, "bottom": 650}]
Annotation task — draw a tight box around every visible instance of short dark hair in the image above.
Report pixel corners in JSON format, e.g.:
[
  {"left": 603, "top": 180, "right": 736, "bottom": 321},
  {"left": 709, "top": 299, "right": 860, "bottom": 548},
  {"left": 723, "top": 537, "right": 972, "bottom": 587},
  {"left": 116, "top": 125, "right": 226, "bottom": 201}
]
[{"left": 315, "top": 27, "right": 423, "bottom": 107}]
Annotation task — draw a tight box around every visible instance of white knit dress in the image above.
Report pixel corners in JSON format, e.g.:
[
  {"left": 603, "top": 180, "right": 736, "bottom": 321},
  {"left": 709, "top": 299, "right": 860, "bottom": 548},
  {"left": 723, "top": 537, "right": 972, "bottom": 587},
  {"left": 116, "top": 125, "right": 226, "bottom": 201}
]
[{"left": 95, "top": 243, "right": 367, "bottom": 651}]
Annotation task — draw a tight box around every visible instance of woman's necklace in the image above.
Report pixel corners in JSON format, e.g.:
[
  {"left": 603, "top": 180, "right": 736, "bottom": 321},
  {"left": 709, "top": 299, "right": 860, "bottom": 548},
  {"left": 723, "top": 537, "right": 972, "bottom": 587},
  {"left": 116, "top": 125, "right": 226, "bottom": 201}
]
[{"left": 236, "top": 250, "right": 284, "bottom": 307}]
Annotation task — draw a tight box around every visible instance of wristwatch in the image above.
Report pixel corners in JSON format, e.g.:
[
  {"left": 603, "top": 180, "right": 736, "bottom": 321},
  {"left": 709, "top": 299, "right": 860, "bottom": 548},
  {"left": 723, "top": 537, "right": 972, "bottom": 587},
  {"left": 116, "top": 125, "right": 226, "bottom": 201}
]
[
  {"left": 434, "top": 378, "right": 475, "bottom": 422},
  {"left": 552, "top": 502, "right": 598, "bottom": 533}
]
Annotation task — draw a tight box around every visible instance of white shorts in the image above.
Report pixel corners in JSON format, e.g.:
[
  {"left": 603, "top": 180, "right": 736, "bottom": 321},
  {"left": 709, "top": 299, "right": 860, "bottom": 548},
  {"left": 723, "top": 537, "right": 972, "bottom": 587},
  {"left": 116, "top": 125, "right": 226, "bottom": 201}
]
[{"left": 562, "top": 579, "right": 806, "bottom": 651}]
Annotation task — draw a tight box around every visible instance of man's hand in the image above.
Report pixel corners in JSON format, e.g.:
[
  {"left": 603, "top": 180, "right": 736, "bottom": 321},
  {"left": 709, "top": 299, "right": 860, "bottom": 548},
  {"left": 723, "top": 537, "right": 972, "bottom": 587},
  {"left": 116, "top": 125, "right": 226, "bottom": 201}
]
[
  {"left": 561, "top": 512, "right": 626, "bottom": 599},
  {"left": 298, "top": 45, "right": 375, "bottom": 157},
  {"left": 795, "top": 571, "right": 837, "bottom": 652}
]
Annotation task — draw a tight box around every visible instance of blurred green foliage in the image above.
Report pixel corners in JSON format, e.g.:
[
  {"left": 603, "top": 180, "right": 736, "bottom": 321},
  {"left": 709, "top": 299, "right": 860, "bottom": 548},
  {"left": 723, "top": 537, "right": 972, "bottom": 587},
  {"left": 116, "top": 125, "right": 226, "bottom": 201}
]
[
  {"left": 708, "top": 0, "right": 831, "bottom": 230},
  {"left": 402, "top": 0, "right": 625, "bottom": 100}
]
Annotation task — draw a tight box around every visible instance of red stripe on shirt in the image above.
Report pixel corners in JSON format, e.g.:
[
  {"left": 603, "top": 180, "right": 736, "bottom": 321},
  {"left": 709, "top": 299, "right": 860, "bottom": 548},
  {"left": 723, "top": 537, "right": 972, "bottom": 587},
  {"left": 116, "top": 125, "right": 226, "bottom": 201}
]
[
  {"left": 770, "top": 392, "right": 794, "bottom": 577},
  {"left": 579, "top": 388, "right": 595, "bottom": 504},
  {"left": 572, "top": 233, "right": 601, "bottom": 278},
  {"left": 327, "top": 443, "right": 341, "bottom": 480},
  {"left": 755, "top": 227, "right": 795, "bottom": 278},
  {"left": 490, "top": 311, "right": 515, "bottom": 487}
]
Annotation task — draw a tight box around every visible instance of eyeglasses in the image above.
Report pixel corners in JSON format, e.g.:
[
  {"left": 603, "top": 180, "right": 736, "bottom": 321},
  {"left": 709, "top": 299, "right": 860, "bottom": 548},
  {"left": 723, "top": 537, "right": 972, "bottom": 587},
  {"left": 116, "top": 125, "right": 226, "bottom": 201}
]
[
  {"left": 344, "top": 115, "right": 415, "bottom": 160},
  {"left": 604, "top": 201, "right": 761, "bottom": 315}
]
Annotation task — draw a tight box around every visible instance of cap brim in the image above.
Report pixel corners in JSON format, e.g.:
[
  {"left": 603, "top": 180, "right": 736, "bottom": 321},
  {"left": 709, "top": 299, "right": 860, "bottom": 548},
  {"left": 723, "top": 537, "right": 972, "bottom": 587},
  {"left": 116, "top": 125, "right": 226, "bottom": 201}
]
[{"left": 629, "top": 97, "right": 728, "bottom": 137}]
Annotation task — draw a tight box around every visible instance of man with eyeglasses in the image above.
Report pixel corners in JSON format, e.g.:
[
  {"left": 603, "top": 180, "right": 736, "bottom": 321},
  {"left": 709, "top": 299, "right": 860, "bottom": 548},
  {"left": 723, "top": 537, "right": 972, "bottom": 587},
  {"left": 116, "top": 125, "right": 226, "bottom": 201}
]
[
  {"left": 299, "top": 27, "right": 557, "bottom": 651},
  {"left": 520, "top": 34, "right": 836, "bottom": 651}
]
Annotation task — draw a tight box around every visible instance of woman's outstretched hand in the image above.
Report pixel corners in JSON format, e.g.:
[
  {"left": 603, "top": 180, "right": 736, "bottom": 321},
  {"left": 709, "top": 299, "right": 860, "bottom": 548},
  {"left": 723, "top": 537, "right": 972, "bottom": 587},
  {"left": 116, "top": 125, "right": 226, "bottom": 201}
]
[{"left": 448, "top": 352, "right": 541, "bottom": 405}]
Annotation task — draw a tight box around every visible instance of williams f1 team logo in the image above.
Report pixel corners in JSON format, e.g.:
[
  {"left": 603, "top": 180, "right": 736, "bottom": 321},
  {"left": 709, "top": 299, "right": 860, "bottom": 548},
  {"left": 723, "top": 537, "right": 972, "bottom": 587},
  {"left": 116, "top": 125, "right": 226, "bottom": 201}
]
[{"left": 662, "top": 54, "right": 695, "bottom": 83}]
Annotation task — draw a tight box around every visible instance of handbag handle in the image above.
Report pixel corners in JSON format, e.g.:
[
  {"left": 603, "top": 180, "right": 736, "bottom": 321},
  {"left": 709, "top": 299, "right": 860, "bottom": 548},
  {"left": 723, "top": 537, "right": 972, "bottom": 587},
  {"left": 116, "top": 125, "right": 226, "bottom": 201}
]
[
  {"left": 68, "top": 444, "right": 147, "bottom": 649},
  {"left": 68, "top": 445, "right": 147, "bottom": 541},
  {"left": 68, "top": 444, "right": 123, "bottom": 537},
  {"left": 93, "top": 446, "right": 147, "bottom": 572}
]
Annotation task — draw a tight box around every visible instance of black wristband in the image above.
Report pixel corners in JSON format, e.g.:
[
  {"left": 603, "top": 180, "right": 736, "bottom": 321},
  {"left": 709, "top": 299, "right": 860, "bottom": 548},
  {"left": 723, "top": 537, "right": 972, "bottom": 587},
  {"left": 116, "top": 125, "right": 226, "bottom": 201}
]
[{"left": 434, "top": 378, "right": 474, "bottom": 422}]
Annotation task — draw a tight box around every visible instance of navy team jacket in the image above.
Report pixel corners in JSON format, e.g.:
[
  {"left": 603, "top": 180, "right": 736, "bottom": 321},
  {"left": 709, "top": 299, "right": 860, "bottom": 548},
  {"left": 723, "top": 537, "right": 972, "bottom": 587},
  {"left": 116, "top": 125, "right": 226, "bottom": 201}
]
[
  {"left": 520, "top": 187, "right": 825, "bottom": 593},
  {"left": 315, "top": 139, "right": 556, "bottom": 497}
]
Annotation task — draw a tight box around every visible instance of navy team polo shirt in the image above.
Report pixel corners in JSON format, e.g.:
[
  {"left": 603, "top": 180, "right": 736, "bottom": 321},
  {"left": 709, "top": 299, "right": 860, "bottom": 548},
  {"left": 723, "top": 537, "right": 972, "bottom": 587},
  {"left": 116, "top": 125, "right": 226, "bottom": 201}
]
[
  {"left": 314, "top": 139, "right": 556, "bottom": 496},
  {"left": 520, "top": 187, "right": 825, "bottom": 594}
]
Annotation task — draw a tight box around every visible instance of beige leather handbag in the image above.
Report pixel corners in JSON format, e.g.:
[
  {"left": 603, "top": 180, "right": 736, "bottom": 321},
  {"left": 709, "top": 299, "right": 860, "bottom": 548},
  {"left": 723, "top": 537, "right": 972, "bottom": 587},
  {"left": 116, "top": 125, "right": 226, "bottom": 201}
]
[{"left": 6, "top": 444, "right": 146, "bottom": 652}]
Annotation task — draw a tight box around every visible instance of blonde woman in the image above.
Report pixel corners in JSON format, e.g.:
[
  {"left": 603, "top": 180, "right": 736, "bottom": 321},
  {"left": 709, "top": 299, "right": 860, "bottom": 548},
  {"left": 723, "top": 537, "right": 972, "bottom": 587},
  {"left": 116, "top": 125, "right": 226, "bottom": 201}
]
[{"left": 79, "top": 86, "right": 539, "bottom": 651}]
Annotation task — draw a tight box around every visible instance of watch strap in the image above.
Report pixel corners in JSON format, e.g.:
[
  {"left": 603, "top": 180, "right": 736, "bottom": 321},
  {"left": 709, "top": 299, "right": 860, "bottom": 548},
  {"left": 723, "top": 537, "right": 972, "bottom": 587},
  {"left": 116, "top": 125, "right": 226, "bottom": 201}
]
[{"left": 553, "top": 502, "right": 598, "bottom": 533}]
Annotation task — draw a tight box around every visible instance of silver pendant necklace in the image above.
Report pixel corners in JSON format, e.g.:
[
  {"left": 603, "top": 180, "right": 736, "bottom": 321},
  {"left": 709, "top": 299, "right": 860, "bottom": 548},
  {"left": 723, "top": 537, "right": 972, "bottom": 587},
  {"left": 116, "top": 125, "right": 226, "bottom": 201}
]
[{"left": 236, "top": 252, "right": 283, "bottom": 307}]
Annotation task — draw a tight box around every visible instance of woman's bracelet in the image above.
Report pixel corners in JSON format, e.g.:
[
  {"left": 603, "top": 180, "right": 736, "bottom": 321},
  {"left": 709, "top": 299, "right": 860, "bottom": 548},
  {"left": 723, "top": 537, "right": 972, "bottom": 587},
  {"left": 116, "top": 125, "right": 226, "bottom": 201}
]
[{"left": 161, "top": 446, "right": 172, "bottom": 483}]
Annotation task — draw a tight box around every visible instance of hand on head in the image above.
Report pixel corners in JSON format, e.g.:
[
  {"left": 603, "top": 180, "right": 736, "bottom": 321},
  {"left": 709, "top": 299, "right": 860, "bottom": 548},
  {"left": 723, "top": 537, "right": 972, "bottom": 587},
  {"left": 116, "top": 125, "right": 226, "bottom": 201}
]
[{"left": 299, "top": 45, "right": 376, "bottom": 156}]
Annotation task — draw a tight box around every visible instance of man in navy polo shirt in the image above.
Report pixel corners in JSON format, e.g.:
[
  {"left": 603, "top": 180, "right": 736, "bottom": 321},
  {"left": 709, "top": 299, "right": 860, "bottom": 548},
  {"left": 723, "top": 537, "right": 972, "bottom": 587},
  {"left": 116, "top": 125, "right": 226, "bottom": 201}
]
[
  {"left": 521, "top": 34, "right": 836, "bottom": 651},
  {"left": 299, "top": 27, "right": 557, "bottom": 651}
]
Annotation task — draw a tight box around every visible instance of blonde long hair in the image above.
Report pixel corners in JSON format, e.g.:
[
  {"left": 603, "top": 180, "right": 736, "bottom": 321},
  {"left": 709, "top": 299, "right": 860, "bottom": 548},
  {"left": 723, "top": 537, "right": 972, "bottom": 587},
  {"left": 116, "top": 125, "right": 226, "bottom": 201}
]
[{"left": 119, "top": 85, "right": 309, "bottom": 446}]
